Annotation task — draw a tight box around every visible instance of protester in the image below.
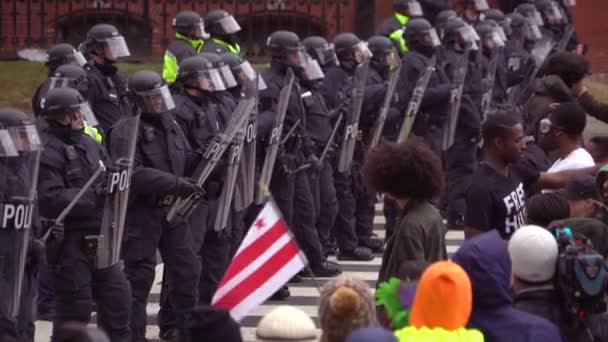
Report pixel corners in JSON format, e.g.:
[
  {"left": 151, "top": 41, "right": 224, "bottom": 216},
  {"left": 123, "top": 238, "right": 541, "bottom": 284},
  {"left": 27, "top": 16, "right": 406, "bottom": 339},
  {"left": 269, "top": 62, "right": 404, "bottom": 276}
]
[
  {"left": 524, "top": 192, "right": 570, "bottom": 227},
  {"left": 564, "top": 174, "right": 605, "bottom": 219},
  {"left": 394, "top": 261, "right": 483, "bottom": 341},
  {"left": 362, "top": 140, "right": 447, "bottom": 285},
  {"left": 598, "top": 164, "right": 608, "bottom": 201},
  {"left": 465, "top": 108, "right": 597, "bottom": 239},
  {"left": 256, "top": 306, "right": 317, "bottom": 342},
  {"left": 452, "top": 230, "right": 564, "bottom": 342},
  {"left": 539, "top": 102, "right": 594, "bottom": 171},
  {"left": 586, "top": 136, "right": 608, "bottom": 165},
  {"left": 318, "top": 276, "right": 376, "bottom": 342}
]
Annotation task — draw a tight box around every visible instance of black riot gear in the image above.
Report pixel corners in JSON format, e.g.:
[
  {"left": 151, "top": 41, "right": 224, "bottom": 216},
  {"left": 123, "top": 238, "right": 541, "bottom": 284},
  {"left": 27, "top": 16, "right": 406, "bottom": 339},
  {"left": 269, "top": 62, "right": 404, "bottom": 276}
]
[
  {"left": 204, "top": 9, "right": 241, "bottom": 36},
  {"left": 536, "top": 0, "right": 565, "bottom": 26},
  {"left": 484, "top": 9, "right": 512, "bottom": 36},
  {"left": 404, "top": 18, "right": 442, "bottom": 57},
  {"left": 436, "top": 10, "right": 459, "bottom": 38},
  {"left": 333, "top": 33, "right": 372, "bottom": 64},
  {"left": 477, "top": 21, "right": 506, "bottom": 52},
  {"left": 367, "top": 35, "right": 398, "bottom": 69},
  {"left": 515, "top": 3, "right": 545, "bottom": 26},
  {"left": 128, "top": 70, "right": 176, "bottom": 114},
  {"left": 46, "top": 43, "right": 86, "bottom": 73},
  {"left": 41, "top": 87, "right": 98, "bottom": 127},
  {"left": 303, "top": 36, "right": 338, "bottom": 67},
  {"left": 177, "top": 56, "right": 226, "bottom": 93},
  {"left": 394, "top": 0, "right": 424, "bottom": 17},
  {"left": 266, "top": 30, "right": 307, "bottom": 68},
  {"left": 81, "top": 24, "right": 130, "bottom": 62},
  {"left": 443, "top": 18, "right": 479, "bottom": 50},
  {"left": 173, "top": 10, "right": 207, "bottom": 39},
  {"left": 198, "top": 52, "right": 237, "bottom": 89},
  {"left": 49, "top": 64, "right": 89, "bottom": 92}
]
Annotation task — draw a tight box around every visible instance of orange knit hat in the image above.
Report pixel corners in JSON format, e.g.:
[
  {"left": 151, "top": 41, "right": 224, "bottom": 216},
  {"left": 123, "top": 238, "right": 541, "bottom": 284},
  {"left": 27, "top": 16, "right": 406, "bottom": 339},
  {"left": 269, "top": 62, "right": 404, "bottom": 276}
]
[{"left": 409, "top": 261, "right": 472, "bottom": 331}]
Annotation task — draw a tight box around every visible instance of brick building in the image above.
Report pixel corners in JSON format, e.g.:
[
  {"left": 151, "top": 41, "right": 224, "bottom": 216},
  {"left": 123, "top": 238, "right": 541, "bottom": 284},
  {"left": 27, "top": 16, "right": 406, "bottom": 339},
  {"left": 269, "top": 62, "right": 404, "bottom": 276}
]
[{"left": 1, "top": 0, "right": 607, "bottom": 71}]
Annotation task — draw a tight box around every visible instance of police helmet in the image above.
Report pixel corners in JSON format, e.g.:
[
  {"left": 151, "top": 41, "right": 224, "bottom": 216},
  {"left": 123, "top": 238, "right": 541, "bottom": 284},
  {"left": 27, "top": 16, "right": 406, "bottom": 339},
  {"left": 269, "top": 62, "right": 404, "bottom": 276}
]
[
  {"left": 41, "top": 87, "right": 98, "bottom": 126},
  {"left": 83, "top": 24, "right": 130, "bottom": 60},
  {"left": 303, "top": 36, "right": 338, "bottom": 67},
  {"left": 462, "top": 0, "right": 490, "bottom": 11},
  {"left": 199, "top": 52, "right": 237, "bottom": 88},
  {"left": 219, "top": 53, "right": 264, "bottom": 89},
  {"left": 394, "top": 0, "right": 424, "bottom": 17},
  {"left": 435, "top": 9, "right": 459, "bottom": 37},
  {"left": 46, "top": 43, "right": 87, "bottom": 71},
  {"left": 333, "top": 33, "right": 372, "bottom": 64},
  {"left": 266, "top": 30, "right": 307, "bottom": 67},
  {"left": 128, "top": 71, "right": 175, "bottom": 114},
  {"left": 0, "top": 108, "right": 40, "bottom": 157},
  {"left": 204, "top": 10, "right": 241, "bottom": 36},
  {"left": 173, "top": 11, "right": 207, "bottom": 38},
  {"left": 535, "top": 0, "right": 565, "bottom": 25},
  {"left": 404, "top": 18, "right": 441, "bottom": 49},
  {"left": 367, "top": 36, "right": 398, "bottom": 67},
  {"left": 177, "top": 56, "right": 226, "bottom": 92},
  {"left": 48, "top": 64, "right": 89, "bottom": 91},
  {"left": 476, "top": 21, "right": 505, "bottom": 49},
  {"left": 515, "top": 3, "right": 545, "bottom": 26},
  {"left": 443, "top": 18, "right": 480, "bottom": 50}
]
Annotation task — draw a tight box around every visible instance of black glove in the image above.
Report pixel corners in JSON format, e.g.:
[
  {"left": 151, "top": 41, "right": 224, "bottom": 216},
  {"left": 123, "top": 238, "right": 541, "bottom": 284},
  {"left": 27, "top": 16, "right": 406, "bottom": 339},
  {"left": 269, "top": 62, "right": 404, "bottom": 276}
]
[
  {"left": 48, "top": 222, "right": 65, "bottom": 242},
  {"left": 174, "top": 177, "right": 205, "bottom": 197},
  {"left": 306, "top": 155, "right": 323, "bottom": 172},
  {"left": 27, "top": 237, "right": 46, "bottom": 267}
]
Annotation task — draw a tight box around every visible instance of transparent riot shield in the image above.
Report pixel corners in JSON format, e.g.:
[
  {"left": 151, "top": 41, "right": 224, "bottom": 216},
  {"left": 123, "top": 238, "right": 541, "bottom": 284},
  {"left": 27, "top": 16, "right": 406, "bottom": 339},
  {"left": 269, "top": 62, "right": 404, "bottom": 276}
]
[
  {"left": 0, "top": 124, "right": 41, "bottom": 319},
  {"left": 96, "top": 113, "right": 141, "bottom": 268}
]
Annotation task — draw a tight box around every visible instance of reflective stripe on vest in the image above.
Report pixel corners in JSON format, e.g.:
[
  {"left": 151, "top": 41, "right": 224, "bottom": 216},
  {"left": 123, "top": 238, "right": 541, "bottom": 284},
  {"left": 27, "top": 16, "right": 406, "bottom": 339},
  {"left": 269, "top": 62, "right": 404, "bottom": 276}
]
[
  {"left": 84, "top": 126, "right": 103, "bottom": 144},
  {"left": 162, "top": 50, "right": 178, "bottom": 84},
  {"left": 392, "top": 12, "right": 410, "bottom": 53}
]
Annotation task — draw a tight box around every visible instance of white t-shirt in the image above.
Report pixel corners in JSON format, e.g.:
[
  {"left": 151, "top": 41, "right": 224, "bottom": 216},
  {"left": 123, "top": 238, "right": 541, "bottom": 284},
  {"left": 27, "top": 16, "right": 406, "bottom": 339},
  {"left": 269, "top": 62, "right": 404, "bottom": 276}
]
[{"left": 543, "top": 147, "right": 595, "bottom": 193}]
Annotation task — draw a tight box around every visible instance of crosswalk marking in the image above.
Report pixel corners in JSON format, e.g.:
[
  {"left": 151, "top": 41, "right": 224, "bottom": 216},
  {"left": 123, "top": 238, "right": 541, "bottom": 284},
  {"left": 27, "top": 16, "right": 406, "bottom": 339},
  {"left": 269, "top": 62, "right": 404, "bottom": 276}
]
[{"left": 34, "top": 209, "right": 466, "bottom": 342}]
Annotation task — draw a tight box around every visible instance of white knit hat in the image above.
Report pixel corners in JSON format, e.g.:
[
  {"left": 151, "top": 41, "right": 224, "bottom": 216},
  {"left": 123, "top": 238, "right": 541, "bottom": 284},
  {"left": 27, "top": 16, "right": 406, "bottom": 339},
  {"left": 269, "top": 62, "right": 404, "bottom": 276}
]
[
  {"left": 256, "top": 306, "right": 318, "bottom": 342},
  {"left": 508, "top": 225, "right": 559, "bottom": 283}
]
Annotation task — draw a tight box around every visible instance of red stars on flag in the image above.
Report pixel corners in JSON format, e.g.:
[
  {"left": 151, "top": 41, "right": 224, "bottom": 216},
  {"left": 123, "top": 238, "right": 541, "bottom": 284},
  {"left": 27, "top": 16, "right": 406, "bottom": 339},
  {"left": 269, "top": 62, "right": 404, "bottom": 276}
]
[{"left": 212, "top": 200, "right": 308, "bottom": 321}]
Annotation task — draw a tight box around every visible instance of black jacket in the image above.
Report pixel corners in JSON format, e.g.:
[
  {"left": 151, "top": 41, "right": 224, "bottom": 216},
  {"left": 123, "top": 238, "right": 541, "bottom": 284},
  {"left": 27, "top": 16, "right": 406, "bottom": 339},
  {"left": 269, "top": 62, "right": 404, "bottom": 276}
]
[
  {"left": 38, "top": 126, "right": 111, "bottom": 232},
  {"left": 84, "top": 63, "right": 131, "bottom": 134}
]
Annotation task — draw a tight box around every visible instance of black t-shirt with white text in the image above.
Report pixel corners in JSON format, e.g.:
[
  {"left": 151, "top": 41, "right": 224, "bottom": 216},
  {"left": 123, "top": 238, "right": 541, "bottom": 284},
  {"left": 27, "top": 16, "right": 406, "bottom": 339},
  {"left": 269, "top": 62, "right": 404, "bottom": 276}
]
[{"left": 465, "top": 162, "right": 540, "bottom": 238}]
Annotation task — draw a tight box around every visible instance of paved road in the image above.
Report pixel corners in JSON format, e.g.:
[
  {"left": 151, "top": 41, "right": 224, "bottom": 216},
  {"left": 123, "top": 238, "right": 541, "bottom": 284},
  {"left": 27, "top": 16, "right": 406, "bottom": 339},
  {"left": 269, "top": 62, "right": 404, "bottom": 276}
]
[{"left": 34, "top": 203, "right": 465, "bottom": 341}]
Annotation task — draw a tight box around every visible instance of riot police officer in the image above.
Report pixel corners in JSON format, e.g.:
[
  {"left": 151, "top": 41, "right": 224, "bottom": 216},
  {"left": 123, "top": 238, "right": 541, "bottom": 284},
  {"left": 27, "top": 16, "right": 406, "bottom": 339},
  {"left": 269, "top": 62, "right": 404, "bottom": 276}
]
[
  {"left": 386, "top": 18, "right": 448, "bottom": 239},
  {"left": 377, "top": 0, "right": 425, "bottom": 56},
  {"left": 535, "top": 0, "right": 579, "bottom": 52},
  {"left": 459, "top": 0, "right": 490, "bottom": 25},
  {"left": 0, "top": 107, "right": 43, "bottom": 342},
  {"left": 202, "top": 10, "right": 242, "bottom": 55},
  {"left": 260, "top": 30, "right": 341, "bottom": 277},
  {"left": 109, "top": 71, "right": 201, "bottom": 342},
  {"left": 80, "top": 24, "right": 132, "bottom": 133},
  {"left": 437, "top": 18, "right": 484, "bottom": 230},
  {"left": 504, "top": 12, "right": 538, "bottom": 97},
  {"left": 220, "top": 52, "right": 263, "bottom": 99},
  {"left": 198, "top": 52, "right": 239, "bottom": 119},
  {"left": 155, "top": 56, "right": 226, "bottom": 338},
  {"left": 37, "top": 87, "right": 131, "bottom": 342},
  {"left": 32, "top": 43, "right": 87, "bottom": 117},
  {"left": 303, "top": 36, "right": 339, "bottom": 72},
  {"left": 162, "top": 11, "right": 207, "bottom": 84},
  {"left": 34, "top": 64, "right": 103, "bottom": 144},
  {"left": 435, "top": 9, "right": 459, "bottom": 39},
  {"left": 319, "top": 32, "right": 383, "bottom": 258},
  {"left": 476, "top": 20, "right": 509, "bottom": 105}
]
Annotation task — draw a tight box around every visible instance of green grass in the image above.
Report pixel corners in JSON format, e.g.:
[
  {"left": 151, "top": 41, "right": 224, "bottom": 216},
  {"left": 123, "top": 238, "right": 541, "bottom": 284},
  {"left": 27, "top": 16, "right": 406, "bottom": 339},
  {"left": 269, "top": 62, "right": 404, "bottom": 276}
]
[{"left": 1, "top": 60, "right": 607, "bottom": 139}]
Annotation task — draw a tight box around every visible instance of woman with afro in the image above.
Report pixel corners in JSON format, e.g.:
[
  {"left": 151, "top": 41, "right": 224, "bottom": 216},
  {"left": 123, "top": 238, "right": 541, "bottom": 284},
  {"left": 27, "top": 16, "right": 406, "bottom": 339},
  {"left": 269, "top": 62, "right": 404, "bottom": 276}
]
[{"left": 362, "top": 139, "right": 447, "bottom": 286}]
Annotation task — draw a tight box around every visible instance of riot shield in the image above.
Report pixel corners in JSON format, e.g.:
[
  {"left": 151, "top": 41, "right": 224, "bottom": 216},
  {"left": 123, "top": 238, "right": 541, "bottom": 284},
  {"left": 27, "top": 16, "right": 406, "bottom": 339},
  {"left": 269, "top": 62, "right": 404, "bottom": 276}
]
[
  {"left": 167, "top": 94, "right": 256, "bottom": 224},
  {"left": 442, "top": 48, "right": 471, "bottom": 151},
  {"left": 531, "top": 36, "right": 555, "bottom": 67},
  {"left": 369, "top": 60, "right": 402, "bottom": 149},
  {"left": 397, "top": 56, "right": 436, "bottom": 143},
  {"left": 96, "top": 113, "right": 141, "bottom": 268},
  {"left": 336, "top": 60, "right": 369, "bottom": 173},
  {"left": 213, "top": 124, "right": 246, "bottom": 232},
  {"left": 555, "top": 26, "right": 574, "bottom": 52},
  {"left": 481, "top": 48, "right": 501, "bottom": 120},
  {"left": 233, "top": 104, "right": 257, "bottom": 212},
  {"left": 256, "top": 68, "right": 295, "bottom": 205},
  {"left": 0, "top": 123, "right": 41, "bottom": 319}
]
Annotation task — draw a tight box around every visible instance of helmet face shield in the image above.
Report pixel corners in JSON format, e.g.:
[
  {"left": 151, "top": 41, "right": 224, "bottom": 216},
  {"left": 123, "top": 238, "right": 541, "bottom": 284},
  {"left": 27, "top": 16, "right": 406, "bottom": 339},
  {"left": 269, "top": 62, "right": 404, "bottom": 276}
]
[
  {"left": 67, "top": 50, "right": 87, "bottom": 67},
  {"left": 194, "top": 22, "right": 210, "bottom": 39},
  {"left": 232, "top": 60, "right": 257, "bottom": 84},
  {"left": 218, "top": 65, "right": 238, "bottom": 89},
  {"left": 458, "top": 25, "right": 481, "bottom": 50},
  {"left": 423, "top": 28, "right": 442, "bottom": 47},
  {"left": 314, "top": 43, "right": 338, "bottom": 66},
  {"left": 99, "top": 36, "right": 131, "bottom": 60},
  {"left": 474, "top": 0, "right": 490, "bottom": 11},
  {"left": 72, "top": 102, "right": 98, "bottom": 127},
  {"left": 215, "top": 15, "right": 241, "bottom": 35},
  {"left": 0, "top": 125, "right": 41, "bottom": 157},
  {"left": 300, "top": 55, "right": 325, "bottom": 81},
  {"left": 133, "top": 85, "right": 175, "bottom": 114},
  {"left": 285, "top": 48, "right": 308, "bottom": 68},
  {"left": 525, "top": 19, "right": 543, "bottom": 40},
  {"left": 353, "top": 41, "right": 372, "bottom": 64},
  {"left": 407, "top": 1, "right": 424, "bottom": 16},
  {"left": 194, "top": 69, "right": 226, "bottom": 92}
]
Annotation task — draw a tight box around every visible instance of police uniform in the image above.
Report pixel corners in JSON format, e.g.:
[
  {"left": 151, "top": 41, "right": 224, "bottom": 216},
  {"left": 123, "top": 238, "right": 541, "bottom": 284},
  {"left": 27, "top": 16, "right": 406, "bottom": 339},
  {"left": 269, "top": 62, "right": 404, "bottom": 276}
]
[
  {"left": 258, "top": 63, "right": 326, "bottom": 271},
  {"left": 201, "top": 38, "right": 241, "bottom": 55},
  {"left": 38, "top": 127, "right": 131, "bottom": 342},
  {"left": 113, "top": 112, "right": 200, "bottom": 342},
  {"left": 84, "top": 63, "right": 131, "bottom": 134}
]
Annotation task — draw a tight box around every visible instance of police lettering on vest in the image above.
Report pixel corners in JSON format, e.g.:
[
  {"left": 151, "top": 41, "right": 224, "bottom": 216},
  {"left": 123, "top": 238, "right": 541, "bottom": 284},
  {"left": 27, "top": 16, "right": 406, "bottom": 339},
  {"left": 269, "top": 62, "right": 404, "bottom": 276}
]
[{"left": 1, "top": 203, "right": 33, "bottom": 229}]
